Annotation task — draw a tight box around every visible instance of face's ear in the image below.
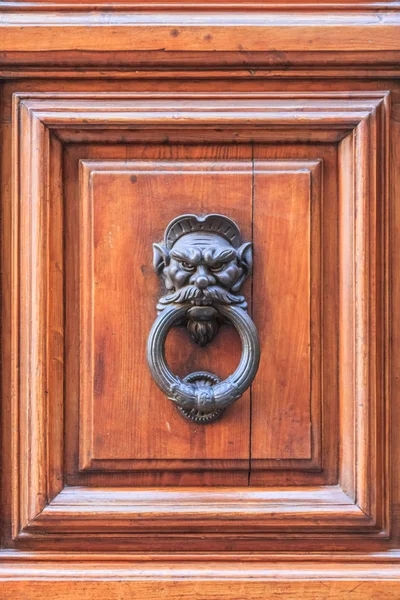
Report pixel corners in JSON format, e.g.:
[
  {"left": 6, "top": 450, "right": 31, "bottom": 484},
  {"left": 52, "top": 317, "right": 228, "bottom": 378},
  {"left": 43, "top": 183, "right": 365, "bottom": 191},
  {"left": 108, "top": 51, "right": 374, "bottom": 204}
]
[
  {"left": 231, "top": 242, "right": 253, "bottom": 292},
  {"left": 153, "top": 243, "right": 170, "bottom": 275}
]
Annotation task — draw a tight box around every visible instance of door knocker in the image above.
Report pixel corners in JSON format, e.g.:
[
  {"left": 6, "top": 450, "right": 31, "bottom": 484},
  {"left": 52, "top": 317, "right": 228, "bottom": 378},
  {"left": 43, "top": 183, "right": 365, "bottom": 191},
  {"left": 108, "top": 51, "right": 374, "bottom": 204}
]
[{"left": 147, "top": 214, "right": 260, "bottom": 424}]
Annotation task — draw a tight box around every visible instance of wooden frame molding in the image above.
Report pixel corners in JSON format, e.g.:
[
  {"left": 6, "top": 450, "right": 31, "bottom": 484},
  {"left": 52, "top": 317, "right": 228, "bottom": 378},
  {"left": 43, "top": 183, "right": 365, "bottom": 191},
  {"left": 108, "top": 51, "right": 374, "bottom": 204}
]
[
  {"left": 2, "top": 555, "right": 400, "bottom": 599},
  {"left": 8, "top": 91, "right": 389, "bottom": 549},
  {"left": 1, "top": 10, "right": 400, "bottom": 54}
]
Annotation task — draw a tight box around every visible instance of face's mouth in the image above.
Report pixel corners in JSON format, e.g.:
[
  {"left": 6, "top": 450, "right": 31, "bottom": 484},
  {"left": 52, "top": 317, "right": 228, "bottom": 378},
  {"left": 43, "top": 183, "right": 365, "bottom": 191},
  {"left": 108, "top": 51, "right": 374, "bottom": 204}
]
[
  {"left": 192, "top": 290, "right": 213, "bottom": 305},
  {"left": 187, "top": 305, "right": 218, "bottom": 321}
]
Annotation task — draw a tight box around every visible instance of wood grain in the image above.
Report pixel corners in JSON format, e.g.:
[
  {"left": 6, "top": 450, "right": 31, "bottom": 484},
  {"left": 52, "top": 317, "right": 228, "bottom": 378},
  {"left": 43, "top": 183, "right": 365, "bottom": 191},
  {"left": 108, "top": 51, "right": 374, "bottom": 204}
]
[
  {"left": 1, "top": 558, "right": 400, "bottom": 599},
  {"left": 64, "top": 143, "right": 253, "bottom": 487},
  {"left": 1, "top": 10, "right": 400, "bottom": 54},
  {"left": 1, "top": 580, "right": 400, "bottom": 600},
  {"left": 2, "top": 553, "right": 400, "bottom": 599},
  {"left": 68, "top": 143, "right": 329, "bottom": 487},
  {"left": 79, "top": 158, "right": 252, "bottom": 467},
  {"left": 0, "top": 54, "right": 395, "bottom": 600},
  {"left": 250, "top": 145, "right": 336, "bottom": 485},
  {"left": 22, "top": 485, "right": 372, "bottom": 535},
  {"left": 0, "top": 0, "right": 398, "bottom": 591},
  {"left": 251, "top": 162, "right": 317, "bottom": 461},
  {"left": 3, "top": 91, "right": 389, "bottom": 553}
]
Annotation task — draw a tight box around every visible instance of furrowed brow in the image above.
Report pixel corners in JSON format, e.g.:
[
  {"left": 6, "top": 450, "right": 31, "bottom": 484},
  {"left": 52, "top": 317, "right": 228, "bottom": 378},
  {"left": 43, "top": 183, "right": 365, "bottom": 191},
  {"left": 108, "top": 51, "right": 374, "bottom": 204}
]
[
  {"left": 171, "top": 248, "right": 202, "bottom": 264},
  {"left": 204, "top": 247, "right": 236, "bottom": 264}
]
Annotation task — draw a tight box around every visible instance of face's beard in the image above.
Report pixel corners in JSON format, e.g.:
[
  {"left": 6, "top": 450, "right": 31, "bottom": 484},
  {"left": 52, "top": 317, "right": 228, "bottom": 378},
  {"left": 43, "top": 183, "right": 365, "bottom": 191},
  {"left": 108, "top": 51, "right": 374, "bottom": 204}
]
[
  {"left": 187, "top": 318, "right": 219, "bottom": 347},
  {"left": 157, "top": 285, "right": 247, "bottom": 346},
  {"left": 158, "top": 284, "right": 245, "bottom": 308}
]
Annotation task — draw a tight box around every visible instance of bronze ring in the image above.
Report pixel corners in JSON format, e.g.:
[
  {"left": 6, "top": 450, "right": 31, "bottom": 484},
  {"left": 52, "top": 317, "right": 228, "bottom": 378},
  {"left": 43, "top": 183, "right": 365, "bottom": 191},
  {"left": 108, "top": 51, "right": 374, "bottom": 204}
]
[{"left": 146, "top": 303, "right": 260, "bottom": 423}]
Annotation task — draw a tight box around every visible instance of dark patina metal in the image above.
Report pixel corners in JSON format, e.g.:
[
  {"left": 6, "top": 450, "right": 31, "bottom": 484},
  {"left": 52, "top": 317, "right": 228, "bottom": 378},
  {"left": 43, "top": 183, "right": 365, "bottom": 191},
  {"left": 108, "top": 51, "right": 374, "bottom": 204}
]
[{"left": 147, "top": 214, "right": 260, "bottom": 424}]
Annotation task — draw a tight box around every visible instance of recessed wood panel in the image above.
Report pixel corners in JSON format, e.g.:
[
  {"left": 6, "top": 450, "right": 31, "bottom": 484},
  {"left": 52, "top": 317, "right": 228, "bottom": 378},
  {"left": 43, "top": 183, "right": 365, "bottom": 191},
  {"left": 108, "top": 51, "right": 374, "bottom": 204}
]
[
  {"left": 251, "top": 162, "right": 320, "bottom": 461},
  {"left": 79, "top": 159, "right": 253, "bottom": 468},
  {"left": 67, "top": 143, "right": 332, "bottom": 486}
]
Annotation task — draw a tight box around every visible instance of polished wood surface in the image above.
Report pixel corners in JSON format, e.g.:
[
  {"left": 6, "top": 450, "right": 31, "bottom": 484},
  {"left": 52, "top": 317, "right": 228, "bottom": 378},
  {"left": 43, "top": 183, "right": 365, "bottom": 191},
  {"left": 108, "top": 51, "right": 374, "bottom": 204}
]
[
  {"left": 0, "top": 1, "right": 399, "bottom": 596},
  {"left": 2, "top": 558, "right": 400, "bottom": 599},
  {"left": 80, "top": 159, "right": 251, "bottom": 468},
  {"left": 252, "top": 163, "right": 314, "bottom": 461},
  {"left": 5, "top": 91, "right": 387, "bottom": 543},
  {"left": 1, "top": 9, "right": 400, "bottom": 54}
]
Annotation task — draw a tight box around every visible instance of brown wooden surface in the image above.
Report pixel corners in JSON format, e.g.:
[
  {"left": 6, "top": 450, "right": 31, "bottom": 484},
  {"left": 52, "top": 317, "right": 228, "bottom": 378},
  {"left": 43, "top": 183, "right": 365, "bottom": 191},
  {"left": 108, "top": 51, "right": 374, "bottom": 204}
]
[
  {"left": 1, "top": 555, "right": 400, "bottom": 598},
  {"left": 63, "top": 143, "right": 337, "bottom": 486},
  {"left": 252, "top": 163, "right": 314, "bottom": 461},
  {"left": 79, "top": 157, "right": 320, "bottom": 471},
  {"left": 1, "top": 90, "right": 387, "bottom": 550},
  {"left": 0, "top": 3, "right": 399, "bottom": 596},
  {"left": 1, "top": 9, "right": 400, "bottom": 54},
  {"left": 80, "top": 159, "right": 251, "bottom": 466},
  {"left": 1, "top": 558, "right": 400, "bottom": 599}
]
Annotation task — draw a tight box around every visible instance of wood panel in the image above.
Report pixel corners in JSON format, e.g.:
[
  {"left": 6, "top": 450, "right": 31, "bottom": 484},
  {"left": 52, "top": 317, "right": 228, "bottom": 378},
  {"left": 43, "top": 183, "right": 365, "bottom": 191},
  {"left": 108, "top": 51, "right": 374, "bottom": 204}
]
[
  {"left": 4, "top": 91, "right": 388, "bottom": 551},
  {"left": 66, "top": 143, "right": 331, "bottom": 486},
  {"left": 78, "top": 158, "right": 322, "bottom": 473},
  {"left": 250, "top": 145, "right": 337, "bottom": 485},
  {"left": 63, "top": 144, "right": 252, "bottom": 487},
  {"left": 79, "top": 159, "right": 252, "bottom": 468},
  {"left": 251, "top": 162, "right": 319, "bottom": 461}
]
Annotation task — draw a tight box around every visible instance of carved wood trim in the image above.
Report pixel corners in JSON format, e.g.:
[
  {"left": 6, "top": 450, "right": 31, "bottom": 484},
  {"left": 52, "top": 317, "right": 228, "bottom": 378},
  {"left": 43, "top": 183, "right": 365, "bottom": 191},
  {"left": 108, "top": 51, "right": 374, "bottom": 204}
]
[
  {"left": 1, "top": 10, "right": 400, "bottom": 56},
  {"left": 2, "top": 555, "right": 400, "bottom": 599},
  {"left": 8, "top": 91, "right": 389, "bottom": 548}
]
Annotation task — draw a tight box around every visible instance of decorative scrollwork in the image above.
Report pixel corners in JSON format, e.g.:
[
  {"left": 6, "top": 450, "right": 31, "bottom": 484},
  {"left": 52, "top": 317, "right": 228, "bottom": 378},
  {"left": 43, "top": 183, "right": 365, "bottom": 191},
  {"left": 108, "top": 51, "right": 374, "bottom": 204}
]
[{"left": 147, "top": 214, "right": 260, "bottom": 424}]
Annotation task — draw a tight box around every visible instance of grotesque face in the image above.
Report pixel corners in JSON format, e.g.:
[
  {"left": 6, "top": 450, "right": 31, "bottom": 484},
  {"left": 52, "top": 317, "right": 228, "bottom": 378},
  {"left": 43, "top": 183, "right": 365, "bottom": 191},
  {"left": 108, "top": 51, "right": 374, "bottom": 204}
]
[
  {"left": 153, "top": 229, "right": 252, "bottom": 346},
  {"left": 161, "top": 232, "right": 248, "bottom": 303}
]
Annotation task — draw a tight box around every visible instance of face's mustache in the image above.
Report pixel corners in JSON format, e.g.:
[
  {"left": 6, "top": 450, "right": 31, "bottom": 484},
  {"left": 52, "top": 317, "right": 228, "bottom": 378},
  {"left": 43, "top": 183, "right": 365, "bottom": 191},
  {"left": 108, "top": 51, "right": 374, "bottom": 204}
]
[
  {"left": 202, "top": 285, "right": 246, "bottom": 306},
  {"left": 158, "top": 285, "right": 246, "bottom": 307},
  {"left": 159, "top": 285, "right": 202, "bottom": 305}
]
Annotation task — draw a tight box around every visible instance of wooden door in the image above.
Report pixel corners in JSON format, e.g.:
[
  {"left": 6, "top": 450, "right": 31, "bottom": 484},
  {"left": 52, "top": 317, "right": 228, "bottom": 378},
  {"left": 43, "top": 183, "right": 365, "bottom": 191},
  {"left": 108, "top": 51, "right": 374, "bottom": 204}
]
[{"left": 0, "top": 3, "right": 400, "bottom": 598}]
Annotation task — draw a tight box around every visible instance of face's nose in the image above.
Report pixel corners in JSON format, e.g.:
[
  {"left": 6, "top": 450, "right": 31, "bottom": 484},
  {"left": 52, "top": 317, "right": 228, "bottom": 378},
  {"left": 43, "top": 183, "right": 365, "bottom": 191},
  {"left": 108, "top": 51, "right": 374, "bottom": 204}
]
[
  {"left": 196, "top": 275, "right": 209, "bottom": 289},
  {"left": 190, "top": 265, "right": 213, "bottom": 289}
]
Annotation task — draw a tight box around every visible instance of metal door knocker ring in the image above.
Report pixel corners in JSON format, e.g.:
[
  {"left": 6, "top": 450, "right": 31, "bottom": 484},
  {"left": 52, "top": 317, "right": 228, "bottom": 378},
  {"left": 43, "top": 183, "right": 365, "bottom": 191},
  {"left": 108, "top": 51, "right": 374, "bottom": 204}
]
[{"left": 147, "top": 214, "right": 260, "bottom": 424}]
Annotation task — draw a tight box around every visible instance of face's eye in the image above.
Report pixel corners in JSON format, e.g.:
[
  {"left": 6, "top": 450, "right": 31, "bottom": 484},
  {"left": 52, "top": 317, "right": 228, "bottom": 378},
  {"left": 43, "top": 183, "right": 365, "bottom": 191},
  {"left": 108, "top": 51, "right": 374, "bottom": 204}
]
[
  {"left": 210, "top": 262, "right": 225, "bottom": 272},
  {"left": 180, "top": 261, "right": 196, "bottom": 272}
]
